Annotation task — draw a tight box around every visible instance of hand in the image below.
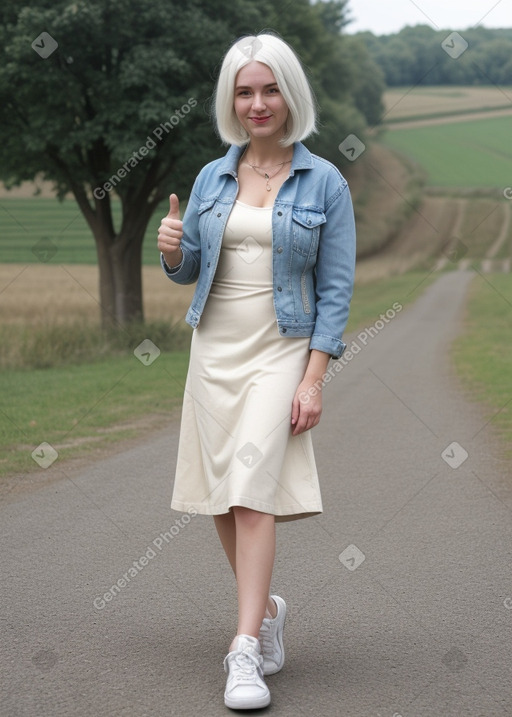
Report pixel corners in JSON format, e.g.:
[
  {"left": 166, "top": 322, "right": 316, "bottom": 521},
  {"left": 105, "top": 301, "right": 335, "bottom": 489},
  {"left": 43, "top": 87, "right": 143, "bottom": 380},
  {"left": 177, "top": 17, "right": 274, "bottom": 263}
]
[
  {"left": 157, "top": 193, "right": 183, "bottom": 267},
  {"left": 291, "top": 377, "right": 322, "bottom": 436}
]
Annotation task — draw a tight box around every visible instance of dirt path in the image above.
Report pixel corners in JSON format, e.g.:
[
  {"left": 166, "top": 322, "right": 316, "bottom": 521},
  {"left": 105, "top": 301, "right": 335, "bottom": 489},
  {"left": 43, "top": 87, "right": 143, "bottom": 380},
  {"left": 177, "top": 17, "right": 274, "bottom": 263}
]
[
  {"left": 356, "top": 196, "right": 463, "bottom": 283},
  {"left": 1, "top": 271, "right": 510, "bottom": 716},
  {"left": 435, "top": 198, "right": 467, "bottom": 272},
  {"left": 356, "top": 189, "right": 511, "bottom": 284}
]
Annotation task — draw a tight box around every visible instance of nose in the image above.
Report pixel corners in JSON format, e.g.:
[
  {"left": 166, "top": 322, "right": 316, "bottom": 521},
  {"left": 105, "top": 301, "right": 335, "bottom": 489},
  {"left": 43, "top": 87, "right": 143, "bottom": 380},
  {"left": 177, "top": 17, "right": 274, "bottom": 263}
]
[{"left": 251, "top": 93, "right": 266, "bottom": 112}]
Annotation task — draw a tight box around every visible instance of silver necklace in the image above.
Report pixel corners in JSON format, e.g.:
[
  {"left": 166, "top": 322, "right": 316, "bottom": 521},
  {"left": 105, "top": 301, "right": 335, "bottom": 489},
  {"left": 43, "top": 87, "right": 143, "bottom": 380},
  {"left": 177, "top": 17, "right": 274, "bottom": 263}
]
[{"left": 240, "top": 148, "right": 292, "bottom": 191}]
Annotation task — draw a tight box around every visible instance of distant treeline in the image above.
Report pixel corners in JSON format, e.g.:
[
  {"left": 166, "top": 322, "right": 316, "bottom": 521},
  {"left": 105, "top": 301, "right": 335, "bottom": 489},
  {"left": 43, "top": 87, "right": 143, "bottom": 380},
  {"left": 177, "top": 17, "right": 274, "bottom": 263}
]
[{"left": 356, "top": 26, "right": 512, "bottom": 86}]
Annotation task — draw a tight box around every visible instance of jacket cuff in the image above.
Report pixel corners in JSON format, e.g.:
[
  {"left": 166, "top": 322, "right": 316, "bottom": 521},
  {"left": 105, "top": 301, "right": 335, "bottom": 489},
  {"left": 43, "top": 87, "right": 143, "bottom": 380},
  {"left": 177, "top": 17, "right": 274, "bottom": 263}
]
[
  {"left": 160, "top": 251, "right": 184, "bottom": 276},
  {"left": 309, "top": 333, "right": 346, "bottom": 360}
]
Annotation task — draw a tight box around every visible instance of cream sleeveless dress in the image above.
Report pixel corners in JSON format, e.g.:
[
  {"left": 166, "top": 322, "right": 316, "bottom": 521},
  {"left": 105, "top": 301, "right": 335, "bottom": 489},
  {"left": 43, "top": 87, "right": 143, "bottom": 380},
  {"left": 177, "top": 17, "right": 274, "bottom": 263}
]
[{"left": 170, "top": 200, "right": 322, "bottom": 521}]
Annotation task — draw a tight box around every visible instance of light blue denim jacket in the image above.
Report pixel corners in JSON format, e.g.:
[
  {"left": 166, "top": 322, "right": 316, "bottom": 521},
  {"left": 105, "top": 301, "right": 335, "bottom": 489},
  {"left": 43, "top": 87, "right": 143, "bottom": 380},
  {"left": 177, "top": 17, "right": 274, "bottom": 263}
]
[{"left": 161, "top": 141, "right": 356, "bottom": 359}]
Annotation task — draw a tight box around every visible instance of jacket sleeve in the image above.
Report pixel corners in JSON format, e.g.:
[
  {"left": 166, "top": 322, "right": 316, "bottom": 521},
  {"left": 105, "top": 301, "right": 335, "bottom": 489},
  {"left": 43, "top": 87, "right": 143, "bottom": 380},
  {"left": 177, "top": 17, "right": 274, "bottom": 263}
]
[
  {"left": 309, "top": 178, "right": 356, "bottom": 359},
  {"left": 160, "top": 175, "right": 203, "bottom": 285}
]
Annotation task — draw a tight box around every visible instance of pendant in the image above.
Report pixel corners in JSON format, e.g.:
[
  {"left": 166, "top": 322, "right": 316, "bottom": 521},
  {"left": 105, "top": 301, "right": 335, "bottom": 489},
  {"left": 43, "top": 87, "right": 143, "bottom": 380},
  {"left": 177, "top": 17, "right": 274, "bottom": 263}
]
[{"left": 265, "top": 173, "right": 271, "bottom": 191}]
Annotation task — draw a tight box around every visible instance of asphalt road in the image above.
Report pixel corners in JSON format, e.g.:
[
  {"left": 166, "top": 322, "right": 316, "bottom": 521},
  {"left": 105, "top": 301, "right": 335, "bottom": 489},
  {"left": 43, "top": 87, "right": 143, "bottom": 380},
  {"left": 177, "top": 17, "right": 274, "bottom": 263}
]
[{"left": 1, "top": 270, "right": 511, "bottom": 717}]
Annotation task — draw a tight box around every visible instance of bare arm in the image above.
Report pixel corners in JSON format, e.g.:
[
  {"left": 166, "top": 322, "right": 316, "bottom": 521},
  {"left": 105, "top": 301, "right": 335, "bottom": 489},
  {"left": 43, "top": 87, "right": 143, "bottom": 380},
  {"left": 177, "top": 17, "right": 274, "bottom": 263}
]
[{"left": 291, "top": 349, "right": 331, "bottom": 436}]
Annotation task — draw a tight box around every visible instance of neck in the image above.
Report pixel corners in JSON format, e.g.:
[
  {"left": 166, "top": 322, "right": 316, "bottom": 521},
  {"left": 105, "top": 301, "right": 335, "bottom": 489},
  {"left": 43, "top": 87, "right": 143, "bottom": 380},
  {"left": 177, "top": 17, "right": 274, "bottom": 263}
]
[{"left": 243, "top": 138, "right": 293, "bottom": 167}]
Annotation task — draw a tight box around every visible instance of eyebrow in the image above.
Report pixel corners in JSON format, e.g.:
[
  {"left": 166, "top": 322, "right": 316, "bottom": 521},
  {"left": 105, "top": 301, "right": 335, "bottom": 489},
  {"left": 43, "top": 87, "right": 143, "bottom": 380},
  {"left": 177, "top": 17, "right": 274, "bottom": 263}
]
[{"left": 235, "top": 82, "right": 278, "bottom": 90}]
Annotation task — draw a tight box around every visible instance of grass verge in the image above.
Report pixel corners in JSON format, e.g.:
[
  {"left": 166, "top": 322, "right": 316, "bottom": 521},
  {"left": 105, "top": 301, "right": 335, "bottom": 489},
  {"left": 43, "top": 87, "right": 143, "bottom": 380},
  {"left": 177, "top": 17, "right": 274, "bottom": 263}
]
[
  {"left": 1, "top": 352, "right": 190, "bottom": 478},
  {"left": 1, "top": 270, "right": 438, "bottom": 480},
  {"left": 0, "top": 320, "right": 192, "bottom": 370},
  {"left": 346, "top": 270, "right": 436, "bottom": 332},
  {"left": 452, "top": 273, "right": 512, "bottom": 452}
]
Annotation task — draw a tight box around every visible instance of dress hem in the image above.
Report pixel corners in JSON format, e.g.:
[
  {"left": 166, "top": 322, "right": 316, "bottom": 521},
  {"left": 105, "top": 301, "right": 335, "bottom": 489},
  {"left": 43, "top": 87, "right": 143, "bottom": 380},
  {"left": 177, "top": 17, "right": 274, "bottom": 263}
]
[{"left": 170, "top": 498, "right": 323, "bottom": 523}]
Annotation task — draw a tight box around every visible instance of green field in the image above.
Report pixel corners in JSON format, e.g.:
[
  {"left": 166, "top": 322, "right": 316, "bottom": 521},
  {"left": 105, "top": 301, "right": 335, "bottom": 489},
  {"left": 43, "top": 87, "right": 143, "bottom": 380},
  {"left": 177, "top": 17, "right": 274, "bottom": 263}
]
[
  {"left": 0, "top": 196, "right": 169, "bottom": 264},
  {"left": 380, "top": 116, "right": 512, "bottom": 187}
]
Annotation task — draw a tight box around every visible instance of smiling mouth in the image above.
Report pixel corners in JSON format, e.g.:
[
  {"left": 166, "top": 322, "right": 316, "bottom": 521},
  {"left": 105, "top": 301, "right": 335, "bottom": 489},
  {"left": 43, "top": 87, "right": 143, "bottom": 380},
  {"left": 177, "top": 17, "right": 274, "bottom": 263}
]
[{"left": 250, "top": 116, "right": 271, "bottom": 123}]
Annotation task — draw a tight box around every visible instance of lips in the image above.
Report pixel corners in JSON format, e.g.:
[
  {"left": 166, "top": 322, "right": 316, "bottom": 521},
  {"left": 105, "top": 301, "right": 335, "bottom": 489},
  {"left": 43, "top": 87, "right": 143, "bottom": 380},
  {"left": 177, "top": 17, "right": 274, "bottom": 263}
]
[{"left": 250, "top": 116, "right": 271, "bottom": 124}]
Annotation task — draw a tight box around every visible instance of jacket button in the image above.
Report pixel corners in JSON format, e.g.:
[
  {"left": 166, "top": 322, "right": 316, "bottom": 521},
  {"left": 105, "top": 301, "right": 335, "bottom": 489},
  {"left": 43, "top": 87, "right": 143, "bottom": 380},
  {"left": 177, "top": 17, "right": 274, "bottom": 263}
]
[
  {"left": 208, "top": 244, "right": 211, "bottom": 249},
  {"left": 282, "top": 327, "right": 287, "bottom": 333},
  {"left": 307, "top": 219, "right": 312, "bottom": 225},
  {"left": 277, "top": 286, "right": 282, "bottom": 292},
  {"left": 207, "top": 261, "right": 211, "bottom": 267},
  {"left": 277, "top": 211, "right": 283, "bottom": 216},
  {"left": 277, "top": 246, "right": 283, "bottom": 253},
  {"left": 217, "top": 213, "right": 222, "bottom": 217}
]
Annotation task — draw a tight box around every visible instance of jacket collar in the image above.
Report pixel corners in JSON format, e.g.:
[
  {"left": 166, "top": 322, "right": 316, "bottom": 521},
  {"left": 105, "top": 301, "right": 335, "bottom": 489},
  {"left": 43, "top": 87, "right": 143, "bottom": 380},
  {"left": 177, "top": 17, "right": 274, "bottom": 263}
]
[{"left": 218, "top": 141, "right": 314, "bottom": 178}]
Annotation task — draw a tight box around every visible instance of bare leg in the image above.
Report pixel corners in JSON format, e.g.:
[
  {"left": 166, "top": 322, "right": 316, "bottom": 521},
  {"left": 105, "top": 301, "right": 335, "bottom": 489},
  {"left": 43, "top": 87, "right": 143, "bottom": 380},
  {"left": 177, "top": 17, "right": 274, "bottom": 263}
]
[
  {"left": 214, "top": 511, "right": 237, "bottom": 575},
  {"left": 214, "top": 507, "right": 278, "bottom": 642},
  {"left": 232, "top": 507, "right": 275, "bottom": 645}
]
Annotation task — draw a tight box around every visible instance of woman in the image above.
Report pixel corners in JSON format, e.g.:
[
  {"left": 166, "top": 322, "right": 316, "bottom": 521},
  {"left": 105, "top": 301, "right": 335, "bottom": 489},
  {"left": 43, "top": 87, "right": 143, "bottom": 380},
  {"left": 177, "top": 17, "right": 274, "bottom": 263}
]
[{"left": 157, "top": 32, "right": 356, "bottom": 710}]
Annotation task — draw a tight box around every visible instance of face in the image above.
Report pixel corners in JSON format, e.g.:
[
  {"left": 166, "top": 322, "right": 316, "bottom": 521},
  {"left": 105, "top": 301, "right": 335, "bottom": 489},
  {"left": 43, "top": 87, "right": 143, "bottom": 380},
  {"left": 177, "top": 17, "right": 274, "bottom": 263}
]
[{"left": 233, "top": 61, "right": 289, "bottom": 142}]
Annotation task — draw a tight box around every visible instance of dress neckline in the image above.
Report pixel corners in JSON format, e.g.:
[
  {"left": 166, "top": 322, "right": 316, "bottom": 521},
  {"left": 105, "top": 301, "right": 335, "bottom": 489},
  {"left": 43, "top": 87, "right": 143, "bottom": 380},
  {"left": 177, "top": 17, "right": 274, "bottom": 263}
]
[{"left": 235, "top": 199, "right": 273, "bottom": 210}]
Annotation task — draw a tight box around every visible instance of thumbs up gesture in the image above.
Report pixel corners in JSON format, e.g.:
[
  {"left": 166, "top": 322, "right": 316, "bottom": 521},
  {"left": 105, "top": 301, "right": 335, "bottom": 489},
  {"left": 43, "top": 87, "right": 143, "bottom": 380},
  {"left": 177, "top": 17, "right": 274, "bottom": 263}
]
[{"left": 157, "top": 194, "right": 184, "bottom": 268}]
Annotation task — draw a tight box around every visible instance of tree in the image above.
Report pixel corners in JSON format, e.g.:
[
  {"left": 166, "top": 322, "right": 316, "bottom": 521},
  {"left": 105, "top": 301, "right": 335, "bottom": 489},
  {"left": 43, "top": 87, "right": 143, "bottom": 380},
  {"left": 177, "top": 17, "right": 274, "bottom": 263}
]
[
  {"left": 0, "top": 0, "right": 266, "bottom": 328},
  {"left": 265, "top": 0, "right": 384, "bottom": 165},
  {"left": 359, "top": 24, "right": 512, "bottom": 88},
  {"left": 340, "top": 36, "right": 385, "bottom": 126},
  {"left": 0, "top": 0, "right": 381, "bottom": 327},
  {"left": 471, "top": 38, "right": 512, "bottom": 85}
]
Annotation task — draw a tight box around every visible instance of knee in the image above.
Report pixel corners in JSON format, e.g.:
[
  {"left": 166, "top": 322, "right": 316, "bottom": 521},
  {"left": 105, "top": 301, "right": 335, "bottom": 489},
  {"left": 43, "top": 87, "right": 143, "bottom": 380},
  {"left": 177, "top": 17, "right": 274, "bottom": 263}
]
[{"left": 232, "top": 506, "right": 273, "bottom": 530}]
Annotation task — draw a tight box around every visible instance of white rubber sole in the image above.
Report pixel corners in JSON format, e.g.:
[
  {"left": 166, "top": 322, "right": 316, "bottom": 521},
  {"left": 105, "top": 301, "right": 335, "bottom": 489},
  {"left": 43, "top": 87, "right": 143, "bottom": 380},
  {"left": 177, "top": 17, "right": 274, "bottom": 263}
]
[{"left": 224, "top": 691, "right": 271, "bottom": 710}]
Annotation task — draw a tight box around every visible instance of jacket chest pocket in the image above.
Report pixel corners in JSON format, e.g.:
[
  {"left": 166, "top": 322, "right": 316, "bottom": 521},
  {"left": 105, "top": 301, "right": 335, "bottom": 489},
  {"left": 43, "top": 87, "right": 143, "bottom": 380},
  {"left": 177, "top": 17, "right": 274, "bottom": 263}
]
[
  {"left": 291, "top": 207, "right": 326, "bottom": 259},
  {"left": 197, "top": 197, "right": 217, "bottom": 238}
]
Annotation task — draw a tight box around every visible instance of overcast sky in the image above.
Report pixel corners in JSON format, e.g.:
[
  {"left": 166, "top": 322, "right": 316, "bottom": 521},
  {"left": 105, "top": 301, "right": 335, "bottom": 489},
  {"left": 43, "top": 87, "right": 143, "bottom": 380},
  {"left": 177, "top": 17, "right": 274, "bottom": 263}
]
[{"left": 345, "top": 0, "right": 512, "bottom": 34}]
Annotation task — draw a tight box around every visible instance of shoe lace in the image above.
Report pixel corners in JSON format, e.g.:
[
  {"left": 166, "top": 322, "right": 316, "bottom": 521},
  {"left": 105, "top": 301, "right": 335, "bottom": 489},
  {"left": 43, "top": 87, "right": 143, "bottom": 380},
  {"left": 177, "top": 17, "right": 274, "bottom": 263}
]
[{"left": 232, "top": 649, "right": 261, "bottom": 681}]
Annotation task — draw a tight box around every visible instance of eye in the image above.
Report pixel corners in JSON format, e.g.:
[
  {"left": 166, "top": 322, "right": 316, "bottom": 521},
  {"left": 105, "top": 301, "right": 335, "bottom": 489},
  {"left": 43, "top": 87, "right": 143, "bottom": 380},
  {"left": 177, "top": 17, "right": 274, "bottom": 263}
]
[{"left": 268, "top": 87, "right": 279, "bottom": 93}]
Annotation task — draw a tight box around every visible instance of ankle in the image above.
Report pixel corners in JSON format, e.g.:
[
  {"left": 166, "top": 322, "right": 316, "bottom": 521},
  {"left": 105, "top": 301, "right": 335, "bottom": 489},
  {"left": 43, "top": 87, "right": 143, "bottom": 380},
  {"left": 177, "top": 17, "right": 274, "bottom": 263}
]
[{"left": 229, "top": 633, "right": 260, "bottom": 652}]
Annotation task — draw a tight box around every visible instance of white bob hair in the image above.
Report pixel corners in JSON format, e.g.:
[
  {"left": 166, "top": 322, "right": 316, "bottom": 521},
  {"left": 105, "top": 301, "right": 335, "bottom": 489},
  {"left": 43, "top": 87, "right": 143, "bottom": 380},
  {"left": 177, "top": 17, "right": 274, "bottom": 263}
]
[{"left": 214, "top": 33, "right": 317, "bottom": 147}]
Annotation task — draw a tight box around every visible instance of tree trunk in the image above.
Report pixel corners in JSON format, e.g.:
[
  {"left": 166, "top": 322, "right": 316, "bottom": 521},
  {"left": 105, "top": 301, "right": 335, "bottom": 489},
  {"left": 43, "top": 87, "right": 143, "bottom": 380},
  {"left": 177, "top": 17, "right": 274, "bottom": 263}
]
[
  {"left": 111, "top": 235, "right": 144, "bottom": 326},
  {"left": 94, "top": 231, "right": 117, "bottom": 329},
  {"left": 94, "top": 231, "right": 144, "bottom": 330},
  {"left": 69, "top": 170, "right": 164, "bottom": 330}
]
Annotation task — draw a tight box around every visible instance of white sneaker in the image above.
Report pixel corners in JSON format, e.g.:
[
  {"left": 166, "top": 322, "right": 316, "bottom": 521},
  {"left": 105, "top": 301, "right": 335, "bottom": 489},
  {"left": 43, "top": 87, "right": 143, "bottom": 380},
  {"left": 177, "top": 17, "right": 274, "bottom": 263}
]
[
  {"left": 223, "top": 634, "right": 271, "bottom": 710},
  {"left": 258, "top": 595, "right": 286, "bottom": 675}
]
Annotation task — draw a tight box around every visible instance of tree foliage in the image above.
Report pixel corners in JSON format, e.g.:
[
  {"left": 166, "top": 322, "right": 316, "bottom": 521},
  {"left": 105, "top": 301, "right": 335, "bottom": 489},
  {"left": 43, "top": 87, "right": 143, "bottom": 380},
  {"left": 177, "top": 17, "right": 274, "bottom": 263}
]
[
  {"left": 0, "top": 0, "right": 383, "bottom": 325},
  {"left": 358, "top": 25, "right": 512, "bottom": 87}
]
